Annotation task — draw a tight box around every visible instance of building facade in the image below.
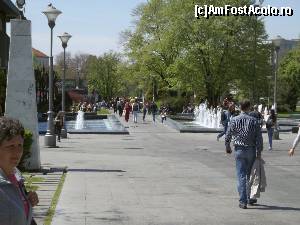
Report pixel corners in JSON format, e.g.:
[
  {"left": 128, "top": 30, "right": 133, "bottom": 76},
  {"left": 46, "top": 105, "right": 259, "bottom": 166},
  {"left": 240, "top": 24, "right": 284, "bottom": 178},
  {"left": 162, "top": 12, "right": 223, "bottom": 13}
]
[
  {"left": 271, "top": 36, "right": 300, "bottom": 61},
  {"left": 32, "top": 48, "right": 49, "bottom": 68}
]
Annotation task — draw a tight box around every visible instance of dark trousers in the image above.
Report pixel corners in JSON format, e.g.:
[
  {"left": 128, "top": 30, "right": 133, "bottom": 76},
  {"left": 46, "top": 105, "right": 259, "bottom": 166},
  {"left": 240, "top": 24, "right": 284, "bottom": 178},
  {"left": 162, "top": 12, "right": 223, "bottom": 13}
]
[
  {"left": 143, "top": 109, "right": 147, "bottom": 121},
  {"left": 55, "top": 124, "right": 62, "bottom": 141}
]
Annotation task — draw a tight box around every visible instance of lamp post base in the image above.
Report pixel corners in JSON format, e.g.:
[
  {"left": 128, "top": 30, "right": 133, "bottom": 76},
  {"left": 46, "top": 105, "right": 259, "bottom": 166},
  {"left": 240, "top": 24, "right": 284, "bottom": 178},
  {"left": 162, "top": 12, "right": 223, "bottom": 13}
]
[
  {"left": 44, "top": 134, "right": 57, "bottom": 147},
  {"left": 61, "top": 128, "right": 67, "bottom": 138}
]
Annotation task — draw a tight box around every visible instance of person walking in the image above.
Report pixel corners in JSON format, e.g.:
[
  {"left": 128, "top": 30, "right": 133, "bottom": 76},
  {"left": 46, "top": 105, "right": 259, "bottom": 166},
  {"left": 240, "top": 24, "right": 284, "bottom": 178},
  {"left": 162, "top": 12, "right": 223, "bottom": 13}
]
[
  {"left": 124, "top": 101, "right": 131, "bottom": 123},
  {"left": 288, "top": 124, "right": 300, "bottom": 156},
  {"left": 150, "top": 101, "right": 158, "bottom": 123},
  {"left": 132, "top": 99, "right": 140, "bottom": 123},
  {"left": 160, "top": 106, "right": 167, "bottom": 123},
  {"left": 217, "top": 99, "right": 230, "bottom": 141},
  {"left": 142, "top": 101, "right": 148, "bottom": 122},
  {"left": 113, "top": 97, "right": 119, "bottom": 114},
  {"left": 249, "top": 105, "right": 263, "bottom": 128},
  {"left": 266, "top": 109, "right": 277, "bottom": 150},
  {"left": 54, "top": 111, "right": 64, "bottom": 142},
  {"left": 0, "top": 117, "right": 39, "bottom": 225},
  {"left": 225, "top": 100, "right": 263, "bottom": 209},
  {"left": 117, "top": 100, "right": 123, "bottom": 117}
]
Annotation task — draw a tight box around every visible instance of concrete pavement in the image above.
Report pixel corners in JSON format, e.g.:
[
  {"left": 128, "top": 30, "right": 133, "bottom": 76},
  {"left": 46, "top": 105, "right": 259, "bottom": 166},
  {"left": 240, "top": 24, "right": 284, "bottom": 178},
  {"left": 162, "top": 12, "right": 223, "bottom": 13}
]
[{"left": 39, "top": 113, "right": 300, "bottom": 225}]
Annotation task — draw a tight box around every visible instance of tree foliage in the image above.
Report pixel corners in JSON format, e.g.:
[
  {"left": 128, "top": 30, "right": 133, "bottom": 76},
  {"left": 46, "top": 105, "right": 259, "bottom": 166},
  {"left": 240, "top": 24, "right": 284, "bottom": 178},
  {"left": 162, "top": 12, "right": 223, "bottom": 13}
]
[
  {"left": 278, "top": 46, "right": 300, "bottom": 111},
  {"left": 122, "top": 0, "right": 272, "bottom": 106},
  {"left": 86, "top": 52, "right": 122, "bottom": 101}
]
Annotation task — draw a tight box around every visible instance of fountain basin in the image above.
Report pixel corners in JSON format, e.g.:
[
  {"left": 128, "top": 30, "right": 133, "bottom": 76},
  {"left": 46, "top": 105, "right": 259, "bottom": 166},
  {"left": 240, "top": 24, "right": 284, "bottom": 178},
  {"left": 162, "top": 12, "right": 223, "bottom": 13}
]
[
  {"left": 165, "top": 117, "right": 222, "bottom": 133},
  {"left": 166, "top": 117, "right": 294, "bottom": 133},
  {"left": 39, "top": 114, "right": 129, "bottom": 134}
]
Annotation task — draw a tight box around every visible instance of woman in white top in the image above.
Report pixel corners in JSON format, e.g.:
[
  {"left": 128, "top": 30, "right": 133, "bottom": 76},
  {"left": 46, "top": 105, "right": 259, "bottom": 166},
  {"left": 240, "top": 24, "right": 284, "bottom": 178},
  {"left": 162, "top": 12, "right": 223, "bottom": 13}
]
[{"left": 289, "top": 125, "right": 300, "bottom": 156}]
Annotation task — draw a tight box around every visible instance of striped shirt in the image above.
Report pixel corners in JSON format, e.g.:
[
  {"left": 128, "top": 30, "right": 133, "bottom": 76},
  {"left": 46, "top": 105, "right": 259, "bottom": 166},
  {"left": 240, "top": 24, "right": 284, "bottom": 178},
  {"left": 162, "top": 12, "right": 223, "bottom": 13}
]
[
  {"left": 225, "top": 112, "right": 263, "bottom": 152},
  {"left": 292, "top": 127, "right": 300, "bottom": 149}
]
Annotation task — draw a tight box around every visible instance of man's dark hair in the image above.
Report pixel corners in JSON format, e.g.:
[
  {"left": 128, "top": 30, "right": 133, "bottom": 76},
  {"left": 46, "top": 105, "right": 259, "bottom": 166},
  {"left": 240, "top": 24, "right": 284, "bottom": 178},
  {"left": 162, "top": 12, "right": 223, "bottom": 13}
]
[
  {"left": 0, "top": 117, "right": 24, "bottom": 145},
  {"left": 240, "top": 99, "right": 251, "bottom": 111}
]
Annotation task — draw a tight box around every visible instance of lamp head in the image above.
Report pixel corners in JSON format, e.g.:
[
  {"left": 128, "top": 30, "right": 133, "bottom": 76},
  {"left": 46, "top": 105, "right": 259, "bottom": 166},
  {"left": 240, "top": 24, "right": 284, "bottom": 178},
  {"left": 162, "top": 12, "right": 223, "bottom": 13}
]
[
  {"left": 16, "top": 0, "right": 25, "bottom": 9},
  {"left": 42, "top": 3, "right": 62, "bottom": 29},
  {"left": 58, "top": 32, "right": 72, "bottom": 49}
]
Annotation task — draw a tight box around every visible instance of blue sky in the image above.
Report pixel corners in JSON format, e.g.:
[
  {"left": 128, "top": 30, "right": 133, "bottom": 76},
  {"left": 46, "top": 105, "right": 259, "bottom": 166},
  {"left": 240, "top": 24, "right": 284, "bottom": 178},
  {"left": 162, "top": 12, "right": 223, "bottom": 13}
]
[{"left": 14, "top": 0, "right": 299, "bottom": 57}]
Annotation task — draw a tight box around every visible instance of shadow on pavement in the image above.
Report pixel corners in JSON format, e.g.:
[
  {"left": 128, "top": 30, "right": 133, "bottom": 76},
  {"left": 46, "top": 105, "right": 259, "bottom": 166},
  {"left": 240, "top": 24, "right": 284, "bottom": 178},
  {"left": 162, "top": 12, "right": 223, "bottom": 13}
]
[
  {"left": 67, "top": 169, "right": 126, "bottom": 173},
  {"left": 250, "top": 204, "right": 300, "bottom": 211}
]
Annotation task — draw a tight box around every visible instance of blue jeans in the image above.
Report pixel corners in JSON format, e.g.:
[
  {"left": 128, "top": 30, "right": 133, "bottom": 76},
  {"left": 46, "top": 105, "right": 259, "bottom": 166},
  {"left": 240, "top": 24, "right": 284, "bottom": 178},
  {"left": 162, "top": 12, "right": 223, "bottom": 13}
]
[
  {"left": 217, "top": 123, "right": 228, "bottom": 139},
  {"left": 234, "top": 146, "right": 256, "bottom": 204},
  {"left": 152, "top": 113, "right": 156, "bottom": 122},
  {"left": 133, "top": 111, "right": 138, "bottom": 123},
  {"left": 267, "top": 128, "right": 274, "bottom": 148}
]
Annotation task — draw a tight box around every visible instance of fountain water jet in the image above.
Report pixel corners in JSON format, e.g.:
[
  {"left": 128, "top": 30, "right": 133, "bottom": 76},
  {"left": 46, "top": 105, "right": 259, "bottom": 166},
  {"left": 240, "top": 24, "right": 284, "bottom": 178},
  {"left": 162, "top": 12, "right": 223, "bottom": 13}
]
[
  {"left": 75, "top": 110, "right": 85, "bottom": 129},
  {"left": 194, "top": 102, "right": 222, "bottom": 128}
]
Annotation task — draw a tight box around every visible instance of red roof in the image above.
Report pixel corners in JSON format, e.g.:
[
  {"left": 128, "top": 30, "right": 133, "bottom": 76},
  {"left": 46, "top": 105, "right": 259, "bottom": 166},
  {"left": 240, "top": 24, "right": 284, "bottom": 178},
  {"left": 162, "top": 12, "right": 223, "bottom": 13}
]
[
  {"left": 67, "top": 90, "right": 86, "bottom": 103},
  {"left": 32, "top": 48, "right": 48, "bottom": 58}
]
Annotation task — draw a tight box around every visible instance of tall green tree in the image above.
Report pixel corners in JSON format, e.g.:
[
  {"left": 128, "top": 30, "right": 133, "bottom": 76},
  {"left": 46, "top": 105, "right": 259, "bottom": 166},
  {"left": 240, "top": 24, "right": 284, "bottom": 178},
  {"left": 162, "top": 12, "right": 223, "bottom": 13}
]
[
  {"left": 123, "top": 0, "right": 272, "bottom": 106},
  {"left": 86, "top": 52, "right": 122, "bottom": 101},
  {"left": 278, "top": 46, "right": 300, "bottom": 111}
]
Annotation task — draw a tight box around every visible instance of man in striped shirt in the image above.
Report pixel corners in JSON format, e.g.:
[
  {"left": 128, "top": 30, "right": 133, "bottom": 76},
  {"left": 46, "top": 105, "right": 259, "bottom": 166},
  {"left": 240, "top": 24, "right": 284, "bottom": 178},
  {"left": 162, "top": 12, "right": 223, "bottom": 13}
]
[{"left": 225, "top": 99, "right": 263, "bottom": 209}]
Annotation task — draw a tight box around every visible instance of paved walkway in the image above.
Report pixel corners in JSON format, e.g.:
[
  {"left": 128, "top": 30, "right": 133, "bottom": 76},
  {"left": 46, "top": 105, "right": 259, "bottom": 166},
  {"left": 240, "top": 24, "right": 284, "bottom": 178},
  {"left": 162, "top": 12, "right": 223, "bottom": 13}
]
[
  {"left": 39, "top": 113, "right": 300, "bottom": 225},
  {"left": 32, "top": 171, "right": 63, "bottom": 224}
]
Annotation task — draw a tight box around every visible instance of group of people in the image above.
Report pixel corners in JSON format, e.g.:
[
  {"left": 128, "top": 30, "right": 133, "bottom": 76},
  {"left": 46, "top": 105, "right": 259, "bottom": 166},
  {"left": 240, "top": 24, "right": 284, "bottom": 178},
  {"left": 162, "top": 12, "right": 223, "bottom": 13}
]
[
  {"left": 2, "top": 97, "right": 300, "bottom": 225},
  {"left": 72, "top": 102, "right": 98, "bottom": 113},
  {"left": 221, "top": 99, "right": 298, "bottom": 210},
  {"left": 113, "top": 97, "right": 163, "bottom": 124}
]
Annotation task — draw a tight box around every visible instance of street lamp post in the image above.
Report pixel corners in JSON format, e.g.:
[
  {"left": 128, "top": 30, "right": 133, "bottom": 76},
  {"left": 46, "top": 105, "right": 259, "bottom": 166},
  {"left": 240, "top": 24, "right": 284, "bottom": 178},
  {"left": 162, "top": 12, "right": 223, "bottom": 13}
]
[
  {"left": 266, "top": 75, "right": 272, "bottom": 108},
  {"left": 252, "top": 0, "right": 264, "bottom": 103},
  {"left": 58, "top": 32, "right": 72, "bottom": 138},
  {"left": 273, "top": 45, "right": 280, "bottom": 113},
  {"left": 42, "top": 4, "right": 62, "bottom": 147},
  {"left": 273, "top": 44, "right": 280, "bottom": 140}
]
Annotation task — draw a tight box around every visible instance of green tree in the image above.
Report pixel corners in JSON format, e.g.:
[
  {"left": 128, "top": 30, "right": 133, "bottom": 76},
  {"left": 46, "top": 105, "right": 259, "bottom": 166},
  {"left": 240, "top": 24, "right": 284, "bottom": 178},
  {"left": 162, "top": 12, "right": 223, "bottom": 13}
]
[
  {"left": 278, "top": 46, "right": 300, "bottom": 111},
  {"left": 123, "top": 0, "right": 271, "bottom": 107},
  {"left": 86, "top": 52, "right": 122, "bottom": 101}
]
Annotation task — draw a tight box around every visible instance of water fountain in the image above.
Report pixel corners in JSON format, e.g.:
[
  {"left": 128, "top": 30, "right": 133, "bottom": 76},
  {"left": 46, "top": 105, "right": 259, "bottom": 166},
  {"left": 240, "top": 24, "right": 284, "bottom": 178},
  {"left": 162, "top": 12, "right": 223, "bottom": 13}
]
[
  {"left": 194, "top": 102, "right": 222, "bottom": 128},
  {"left": 38, "top": 111, "right": 128, "bottom": 134},
  {"left": 75, "top": 110, "right": 85, "bottom": 129},
  {"left": 166, "top": 102, "right": 293, "bottom": 133},
  {"left": 166, "top": 101, "right": 223, "bottom": 133},
  {"left": 66, "top": 111, "right": 128, "bottom": 134}
]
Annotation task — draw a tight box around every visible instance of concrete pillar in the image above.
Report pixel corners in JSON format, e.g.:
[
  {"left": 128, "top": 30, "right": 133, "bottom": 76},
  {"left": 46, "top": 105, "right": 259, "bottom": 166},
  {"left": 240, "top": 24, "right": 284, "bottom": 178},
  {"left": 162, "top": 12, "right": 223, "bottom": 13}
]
[{"left": 5, "top": 19, "right": 40, "bottom": 170}]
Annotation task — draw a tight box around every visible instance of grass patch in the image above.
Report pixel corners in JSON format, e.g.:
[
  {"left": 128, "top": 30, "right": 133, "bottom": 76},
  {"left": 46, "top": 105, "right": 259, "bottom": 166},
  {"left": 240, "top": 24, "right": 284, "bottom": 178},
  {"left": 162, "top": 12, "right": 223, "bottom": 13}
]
[
  {"left": 278, "top": 112, "right": 300, "bottom": 119},
  {"left": 97, "top": 108, "right": 110, "bottom": 115},
  {"left": 44, "top": 173, "right": 66, "bottom": 225},
  {"left": 277, "top": 114, "right": 291, "bottom": 118}
]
